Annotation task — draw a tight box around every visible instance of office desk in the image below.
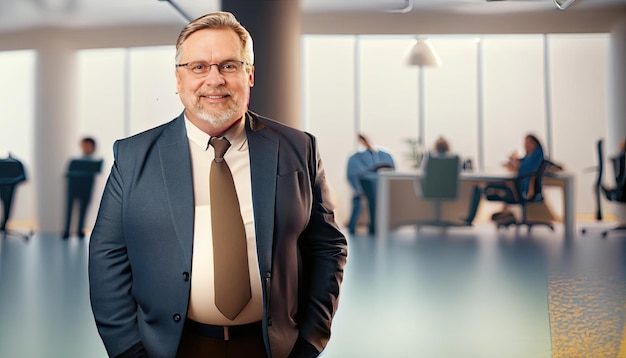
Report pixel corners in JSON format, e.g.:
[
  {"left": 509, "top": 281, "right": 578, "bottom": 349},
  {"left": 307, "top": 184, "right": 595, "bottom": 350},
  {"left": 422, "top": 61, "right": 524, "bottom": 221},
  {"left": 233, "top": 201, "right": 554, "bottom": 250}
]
[{"left": 376, "top": 170, "right": 575, "bottom": 237}]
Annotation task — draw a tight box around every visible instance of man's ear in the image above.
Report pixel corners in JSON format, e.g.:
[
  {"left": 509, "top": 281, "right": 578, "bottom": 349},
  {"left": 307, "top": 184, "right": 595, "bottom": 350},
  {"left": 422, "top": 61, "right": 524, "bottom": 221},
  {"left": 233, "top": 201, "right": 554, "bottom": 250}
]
[
  {"left": 248, "top": 66, "right": 255, "bottom": 88},
  {"left": 175, "top": 70, "right": 182, "bottom": 93}
]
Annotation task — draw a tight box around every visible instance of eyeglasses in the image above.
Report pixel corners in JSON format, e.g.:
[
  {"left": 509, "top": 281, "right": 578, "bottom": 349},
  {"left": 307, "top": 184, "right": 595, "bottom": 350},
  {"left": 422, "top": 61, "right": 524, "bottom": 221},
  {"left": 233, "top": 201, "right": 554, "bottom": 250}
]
[{"left": 175, "top": 60, "right": 248, "bottom": 76}]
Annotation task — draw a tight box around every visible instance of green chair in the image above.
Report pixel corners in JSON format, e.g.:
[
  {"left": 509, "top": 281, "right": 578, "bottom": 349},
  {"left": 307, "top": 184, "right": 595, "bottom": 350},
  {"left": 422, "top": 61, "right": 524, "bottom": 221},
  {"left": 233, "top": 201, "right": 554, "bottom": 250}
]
[{"left": 414, "top": 153, "right": 480, "bottom": 229}]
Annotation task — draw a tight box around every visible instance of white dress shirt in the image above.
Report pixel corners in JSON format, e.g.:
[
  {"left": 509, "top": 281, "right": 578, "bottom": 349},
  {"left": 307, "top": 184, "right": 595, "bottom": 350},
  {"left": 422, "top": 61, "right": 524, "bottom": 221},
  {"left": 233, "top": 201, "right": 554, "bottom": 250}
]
[{"left": 185, "top": 115, "right": 263, "bottom": 325}]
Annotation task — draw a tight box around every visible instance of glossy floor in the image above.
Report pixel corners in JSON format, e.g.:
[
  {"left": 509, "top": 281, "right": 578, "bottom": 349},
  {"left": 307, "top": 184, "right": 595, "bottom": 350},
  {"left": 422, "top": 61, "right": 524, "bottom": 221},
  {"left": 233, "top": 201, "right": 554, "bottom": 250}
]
[{"left": 1, "top": 222, "right": 625, "bottom": 357}]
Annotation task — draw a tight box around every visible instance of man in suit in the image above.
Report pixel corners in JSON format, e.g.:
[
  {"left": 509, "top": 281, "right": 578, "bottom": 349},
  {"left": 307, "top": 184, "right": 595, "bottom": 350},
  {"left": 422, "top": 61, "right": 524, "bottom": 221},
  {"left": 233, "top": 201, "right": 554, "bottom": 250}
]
[
  {"left": 88, "top": 11, "right": 347, "bottom": 358},
  {"left": 62, "top": 137, "right": 102, "bottom": 239}
]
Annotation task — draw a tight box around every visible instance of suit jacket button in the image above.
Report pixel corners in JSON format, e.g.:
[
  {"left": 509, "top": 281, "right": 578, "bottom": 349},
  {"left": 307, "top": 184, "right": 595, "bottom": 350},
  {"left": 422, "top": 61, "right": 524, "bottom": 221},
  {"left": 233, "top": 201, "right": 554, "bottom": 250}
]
[
  {"left": 182, "top": 272, "right": 190, "bottom": 281},
  {"left": 267, "top": 317, "right": 273, "bottom": 326},
  {"left": 173, "top": 314, "right": 182, "bottom": 323}
]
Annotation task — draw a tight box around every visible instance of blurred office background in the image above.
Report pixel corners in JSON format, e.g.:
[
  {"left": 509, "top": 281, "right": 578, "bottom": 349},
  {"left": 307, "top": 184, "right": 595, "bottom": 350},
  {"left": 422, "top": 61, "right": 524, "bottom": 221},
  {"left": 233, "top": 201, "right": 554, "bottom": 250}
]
[
  {"left": 1, "top": 0, "right": 625, "bottom": 232},
  {"left": 2, "top": 0, "right": 626, "bottom": 357},
  {"left": 0, "top": 34, "right": 616, "bottom": 230}
]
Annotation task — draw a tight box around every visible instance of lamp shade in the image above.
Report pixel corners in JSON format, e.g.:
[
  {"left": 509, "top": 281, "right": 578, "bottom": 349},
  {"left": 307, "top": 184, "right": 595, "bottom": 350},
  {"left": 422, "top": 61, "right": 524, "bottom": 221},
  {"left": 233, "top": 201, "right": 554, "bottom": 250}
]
[
  {"left": 554, "top": 0, "right": 575, "bottom": 10},
  {"left": 405, "top": 39, "right": 442, "bottom": 67}
]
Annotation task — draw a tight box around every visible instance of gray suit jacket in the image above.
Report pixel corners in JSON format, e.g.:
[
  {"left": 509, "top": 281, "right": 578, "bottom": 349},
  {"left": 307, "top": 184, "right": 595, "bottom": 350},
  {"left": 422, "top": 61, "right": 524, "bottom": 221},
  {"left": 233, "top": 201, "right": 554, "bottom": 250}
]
[{"left": 88, "top": 111, "right": 348, "bottom": 358}]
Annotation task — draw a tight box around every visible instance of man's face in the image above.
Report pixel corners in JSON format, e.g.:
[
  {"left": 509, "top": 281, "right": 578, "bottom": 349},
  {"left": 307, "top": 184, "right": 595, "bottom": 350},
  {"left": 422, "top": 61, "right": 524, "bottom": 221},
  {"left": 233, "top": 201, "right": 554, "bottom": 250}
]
[{"left": 175, "top": 28, "right": 254, "bottom": 135}]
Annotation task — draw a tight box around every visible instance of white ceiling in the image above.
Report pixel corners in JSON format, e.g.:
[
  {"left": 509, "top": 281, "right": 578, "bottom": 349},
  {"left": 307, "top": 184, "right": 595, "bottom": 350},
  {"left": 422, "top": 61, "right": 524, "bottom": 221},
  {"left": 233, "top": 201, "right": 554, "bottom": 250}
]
[{"left": 0, "top": 0, "right": 625, "bottom": 33}]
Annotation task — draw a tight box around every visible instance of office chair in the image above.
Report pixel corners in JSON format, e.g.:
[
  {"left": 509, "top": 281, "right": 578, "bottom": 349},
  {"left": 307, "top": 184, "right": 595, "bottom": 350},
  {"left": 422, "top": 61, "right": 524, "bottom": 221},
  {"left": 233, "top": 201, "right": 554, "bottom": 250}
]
[
  {"left": 0, "top": 155, "right": 30, "bottom": 240},
  {"left": 413, "top": 153, "right": 478, "bottom": 229},
  {"left": 605, "top": 150, "right": 626, "bottom": 202},
  {"left": 581, "top": 139, "right": 605, "bottom": 235},
  {"left": 591, "top": 139, "right": 605, "bottom": 221},
  {"left": 484, "top": 159, "right": 556, "bottom": 233},
  {"left": 581, "top": 139, "right": 626, "bottom": 237}
]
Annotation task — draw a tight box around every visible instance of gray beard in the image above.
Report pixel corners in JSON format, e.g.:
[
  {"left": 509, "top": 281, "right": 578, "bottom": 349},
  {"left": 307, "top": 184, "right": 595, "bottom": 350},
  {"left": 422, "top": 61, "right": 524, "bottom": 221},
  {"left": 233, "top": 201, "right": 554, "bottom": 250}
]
[{"left": 195, "top": 105, "right": 238, "bottom": 128}]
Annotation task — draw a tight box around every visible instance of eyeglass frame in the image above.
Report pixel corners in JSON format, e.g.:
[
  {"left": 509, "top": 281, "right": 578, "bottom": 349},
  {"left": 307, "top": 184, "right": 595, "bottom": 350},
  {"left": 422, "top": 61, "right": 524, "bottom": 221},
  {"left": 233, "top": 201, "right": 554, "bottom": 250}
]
[{"left": 175, "top": 60, "right": 250, "bottom": 76}]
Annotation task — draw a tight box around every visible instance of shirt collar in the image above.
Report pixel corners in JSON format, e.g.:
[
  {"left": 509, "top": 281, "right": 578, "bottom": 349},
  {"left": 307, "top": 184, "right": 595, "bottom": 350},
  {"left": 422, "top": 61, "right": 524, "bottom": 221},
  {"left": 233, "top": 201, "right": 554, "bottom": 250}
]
[{"left": 184, "top": 114, "right": 247, "bottom": 151}]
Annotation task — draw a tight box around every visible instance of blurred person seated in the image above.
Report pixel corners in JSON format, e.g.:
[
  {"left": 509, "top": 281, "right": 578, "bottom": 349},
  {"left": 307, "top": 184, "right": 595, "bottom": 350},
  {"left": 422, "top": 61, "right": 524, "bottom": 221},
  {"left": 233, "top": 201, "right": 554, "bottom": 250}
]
[
  {"left": 432, "top": 136, "right": 474, "bottom": 171},
  {"left": 346, "top": 134, "right": 395, "bottom": 235},
  {"left": 484, "top": 134, "right": 545, "bottom": 224},
  {"left": 432, "top": 136, "right": 450, "bottom": 156}
]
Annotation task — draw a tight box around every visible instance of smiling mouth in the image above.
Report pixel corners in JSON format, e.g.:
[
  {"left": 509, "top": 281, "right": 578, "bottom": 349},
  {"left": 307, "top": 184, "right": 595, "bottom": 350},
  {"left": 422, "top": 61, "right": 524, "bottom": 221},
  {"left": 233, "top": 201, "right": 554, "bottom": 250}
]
[{"left": 202, "top": 94, "right": 229, "bottom": 99}]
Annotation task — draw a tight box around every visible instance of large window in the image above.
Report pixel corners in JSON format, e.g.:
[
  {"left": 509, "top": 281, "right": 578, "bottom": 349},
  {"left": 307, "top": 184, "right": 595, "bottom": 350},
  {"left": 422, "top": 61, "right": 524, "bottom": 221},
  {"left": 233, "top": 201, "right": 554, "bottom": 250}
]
[
  {"left": 128, "top": 46, "right": 181, "bottom": 135},
  {"left": 77, "top": 46, "right": 181, "bottom": 155},
  {"left": 1, "top": 34, "right": 611, "bottom": 229},
  {"left": 358, "top": 36, "right": 418, "bottom": 171},
  {"left": 548, "top": 34, "right": 609, "bottom": 217},
  {"left": 422, "top": 37, "right": 479, "bottom": 170},
  {"left": 302, "top": 34, "right": 610, "bottom": 224},
  {"left": 481, "top": 35, "right": 547, "bottom": 170},
  {"left": 303, "top": 36, "right": 357, "bottom": 219},
  {"left": 77, "top": 48, "right": 126, "bottom": 157},
  {"left": 77, "top": 46, "right": 182, "bottom": 226}
]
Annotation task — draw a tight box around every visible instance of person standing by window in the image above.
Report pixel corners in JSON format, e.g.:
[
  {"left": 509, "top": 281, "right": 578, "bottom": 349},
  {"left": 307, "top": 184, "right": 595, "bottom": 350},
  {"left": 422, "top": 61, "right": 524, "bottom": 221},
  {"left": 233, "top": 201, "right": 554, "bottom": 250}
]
[{"left": 62, "top": 137, "right": 102, "bottom": 239}]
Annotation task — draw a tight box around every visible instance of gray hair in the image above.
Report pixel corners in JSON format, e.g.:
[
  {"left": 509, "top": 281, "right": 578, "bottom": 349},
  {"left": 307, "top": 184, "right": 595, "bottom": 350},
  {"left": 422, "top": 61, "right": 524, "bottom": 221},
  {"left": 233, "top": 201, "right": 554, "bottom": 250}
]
[{"left": 175, "top": 11, "right": 254, "bottom": 70}]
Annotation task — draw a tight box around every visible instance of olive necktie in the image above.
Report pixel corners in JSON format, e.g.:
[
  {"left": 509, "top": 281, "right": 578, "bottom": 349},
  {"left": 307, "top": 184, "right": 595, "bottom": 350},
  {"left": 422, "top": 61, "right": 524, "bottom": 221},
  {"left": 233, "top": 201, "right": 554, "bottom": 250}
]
[{"left": 209, "top": 137, "right": 251, "bottom": 320}]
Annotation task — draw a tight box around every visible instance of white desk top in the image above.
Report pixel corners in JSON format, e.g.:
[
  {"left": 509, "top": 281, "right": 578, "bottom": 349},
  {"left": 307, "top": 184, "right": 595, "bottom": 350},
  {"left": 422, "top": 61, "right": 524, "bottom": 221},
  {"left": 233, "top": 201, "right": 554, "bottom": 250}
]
[{"left": 378, "top": 169, "right": 574, "bottom": 182}]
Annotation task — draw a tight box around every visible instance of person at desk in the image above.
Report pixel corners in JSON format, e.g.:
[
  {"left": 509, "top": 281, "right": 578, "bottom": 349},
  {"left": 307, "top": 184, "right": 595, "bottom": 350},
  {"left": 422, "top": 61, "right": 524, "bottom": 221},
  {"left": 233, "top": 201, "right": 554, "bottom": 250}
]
[
  {"left": 486, "top": 134, "right": 545, "bottom": 222},
  {"left": 347, "top": 134, "right": 395, "bottom": 235},
  {"left": 433, "top": 136, "right": 450, "bottom": 155},
  {"left": 89, "top": 11, "right": 347, "bottom": 358},
  {"left": 62, "top": 137, "right": 102, "bottom": 239}
]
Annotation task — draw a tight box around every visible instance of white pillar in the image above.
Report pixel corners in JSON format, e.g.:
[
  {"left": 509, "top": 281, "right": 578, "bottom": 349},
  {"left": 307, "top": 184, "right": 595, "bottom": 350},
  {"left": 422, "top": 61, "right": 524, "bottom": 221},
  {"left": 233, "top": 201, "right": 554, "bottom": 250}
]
[{"left": 34, "top": 39, "right": 79, "bottom": 232}]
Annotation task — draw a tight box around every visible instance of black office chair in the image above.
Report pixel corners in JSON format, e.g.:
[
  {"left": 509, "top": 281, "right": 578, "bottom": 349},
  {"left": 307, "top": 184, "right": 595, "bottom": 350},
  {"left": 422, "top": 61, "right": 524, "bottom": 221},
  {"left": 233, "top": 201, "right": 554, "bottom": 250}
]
[
  {"left": 484, "top": 159, "right": 556, "bottom": 233},
  {"left": 0, "top": 155, "right": 30, "bottom": 240},
  {"left": 591, "top": 139, "right": 605, "bottom": 221},
  {"left": 600, "top": 151, "right": 626, "bottom": 237},
  {"left": 413, "top": 153, "right": 479, "bottom": 229},
  {"left": 581, "top": 139, "right": 605, "bottom": 234},
  {"left": 604, "top": 150, "right": 626, "bottom": 202},
  {"left": 581, "top": 139, "right": 626, "bottom": 237}
]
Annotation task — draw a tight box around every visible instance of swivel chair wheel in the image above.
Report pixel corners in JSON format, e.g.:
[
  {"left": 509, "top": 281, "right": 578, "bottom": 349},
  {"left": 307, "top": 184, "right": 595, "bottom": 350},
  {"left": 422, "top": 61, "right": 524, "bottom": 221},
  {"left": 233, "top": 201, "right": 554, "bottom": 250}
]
[{"left": 496, "top": 217, "right": 516, "bottom": 230}]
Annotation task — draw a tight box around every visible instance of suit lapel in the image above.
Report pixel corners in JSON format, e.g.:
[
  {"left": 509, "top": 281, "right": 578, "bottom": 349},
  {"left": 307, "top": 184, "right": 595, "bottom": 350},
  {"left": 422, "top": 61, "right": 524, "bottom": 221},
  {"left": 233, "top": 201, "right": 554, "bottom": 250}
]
[
  {"left": 158, "top": 115, "right": 195, "bottom": 262},
  {"left": 246, "top": 114, "right": 277, "bottom": 271},
  {"left": 155, "top": 112, "right": 277, "bottom": 266}
]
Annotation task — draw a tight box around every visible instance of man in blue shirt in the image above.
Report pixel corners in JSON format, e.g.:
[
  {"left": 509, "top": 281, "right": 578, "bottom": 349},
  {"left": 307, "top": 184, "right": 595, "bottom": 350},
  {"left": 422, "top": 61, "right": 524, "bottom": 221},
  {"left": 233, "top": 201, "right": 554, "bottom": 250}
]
[{"left": 346, "top": 134, "right": 395, "bottom": 235}]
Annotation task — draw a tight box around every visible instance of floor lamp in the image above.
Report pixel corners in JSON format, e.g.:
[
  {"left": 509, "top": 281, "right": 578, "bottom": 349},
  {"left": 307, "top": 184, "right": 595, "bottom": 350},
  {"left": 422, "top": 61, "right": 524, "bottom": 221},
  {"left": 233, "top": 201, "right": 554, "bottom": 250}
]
[{"left": 405, "top": 38, "right": 442, "bottom": 160}]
